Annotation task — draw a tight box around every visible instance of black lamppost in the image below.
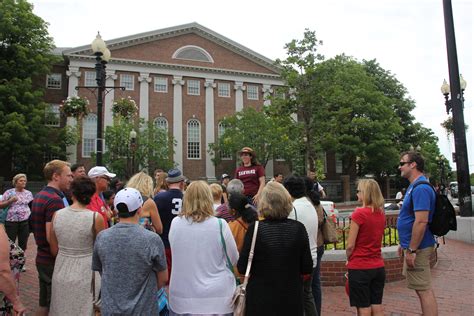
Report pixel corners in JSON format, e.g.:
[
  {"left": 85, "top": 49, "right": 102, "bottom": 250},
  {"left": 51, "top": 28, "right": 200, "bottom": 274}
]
[
  {"left": 441, "top": 0, "right": 472, "bottom": 217},
  {"left": 90, "top": 33, "right": 111, "bottom": 166},
  {"left": 130, "top": 129, "right": 137, "bottom": 175},
  {"left": 76, "top": 33, "right": 124, "bottom": 166}
]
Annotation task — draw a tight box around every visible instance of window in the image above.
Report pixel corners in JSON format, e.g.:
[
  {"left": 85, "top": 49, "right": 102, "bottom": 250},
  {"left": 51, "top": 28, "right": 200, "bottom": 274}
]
[
  {"left": 45, "top": 104, "right": 60, "bottom": 127},
  {"left": 247, "top": 85, "right": 259, "bottom": 100},
  {"left": 85, "top": 71, "right": 96, "bottom": 86},
  {"left": 218, "top": 83, "right": 230, "bottom": 97},
  {"left": 217, "top": 122, "right": 231, "bottom": 159},
  {"left": 43, "top": 152, "right": 60, "bottom": 164},
  {"left": 187, "top": 119, "right": 201, "bottom": 159},
  {"left": 46, "top": 73, "right": 61, "bottom": 89},
  {"left": 154, "top": 76, "right": 168, "bottom": 93},
  {"left": 120, "top": 74, "right": 134, "bottom": 90},
  {"left": 336, "top": 154, "right": 343, "bottom": 174},
  {"left": 187, "top": 80, "right": 200, "bottom": 95},
  {"left": 172, "top": 45, "right": 214, "bottom": 62},
  {"left": 154, "top": 117, "right": 168, "bottom": 131},
  {"left": 82, "top": 114, "right": 97, "bottom": 157}
]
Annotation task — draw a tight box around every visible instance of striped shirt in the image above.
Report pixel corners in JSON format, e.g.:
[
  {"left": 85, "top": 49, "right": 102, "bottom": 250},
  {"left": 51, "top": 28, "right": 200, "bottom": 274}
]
[{"left": 31, "top": 186, "right": 66, "bottom": 265}]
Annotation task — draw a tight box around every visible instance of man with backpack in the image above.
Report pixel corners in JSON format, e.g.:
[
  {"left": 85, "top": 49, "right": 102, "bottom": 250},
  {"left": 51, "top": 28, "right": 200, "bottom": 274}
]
[{"left": 397, "top": 151, "right": 438, "bottom": 315}]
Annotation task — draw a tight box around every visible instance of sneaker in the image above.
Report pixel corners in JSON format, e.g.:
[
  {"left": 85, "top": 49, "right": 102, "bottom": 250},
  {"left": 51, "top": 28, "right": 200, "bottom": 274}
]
[{"left": 21, "top": 265, "right": 26, "bottom": 272}]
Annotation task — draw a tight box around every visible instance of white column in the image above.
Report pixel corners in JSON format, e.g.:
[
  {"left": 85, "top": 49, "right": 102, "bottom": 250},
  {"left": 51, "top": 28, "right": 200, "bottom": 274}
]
[
  {"left": 65, "top": 66, "right": 81, "bottom": 163},
  {"left": 205, "top": 79, "right": 217, "bottom": 182},
  {"left": 172, "top": 76, "right": 185, "bottom": 168},
  {"left": 138, "top": 73, "right": 152, "bottom": 122},
  {"left": 262, "top": 84, "right": 273, "bottom": 106},
  {"left": 234, "top": 81, "right": 246, "bottom": 112},
  {"left": 265, "top": 159, "right": 274, "bottom": 180},
  {"left": 262, "top": 84, "right": 274, "bottom": 177},
  {"left": 104, "top": 70, "right": 117, "bottom": 129}
]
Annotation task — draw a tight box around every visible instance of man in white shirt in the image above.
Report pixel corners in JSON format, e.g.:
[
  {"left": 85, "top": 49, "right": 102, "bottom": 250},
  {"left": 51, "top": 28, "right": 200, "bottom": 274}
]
[{"left": 284, "top": 176, "right": 318, "bottom": 316}]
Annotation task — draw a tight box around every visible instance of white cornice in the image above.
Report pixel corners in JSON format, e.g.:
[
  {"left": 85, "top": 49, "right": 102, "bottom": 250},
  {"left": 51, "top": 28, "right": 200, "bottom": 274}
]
[
  {"left": 62, "top": 22, "right": 281, "bottom": 74},
  {"left": 67, "top": 55, "right": 283, "bottom": 84}
]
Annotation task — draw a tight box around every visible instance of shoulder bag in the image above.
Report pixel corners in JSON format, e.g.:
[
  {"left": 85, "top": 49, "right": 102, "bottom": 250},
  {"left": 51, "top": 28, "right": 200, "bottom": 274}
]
[
  {"left": 321, "top": 208, "right": 338, "bottom": 244},
  {"left": 91, "top": 212, "right": 101, "bottom": 316},
  {"left": 231, "top": 220, "right": 259, "bottom": 316}
]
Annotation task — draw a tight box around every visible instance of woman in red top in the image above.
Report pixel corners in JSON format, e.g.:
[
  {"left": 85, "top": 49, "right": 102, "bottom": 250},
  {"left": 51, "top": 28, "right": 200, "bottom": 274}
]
[
  {"left": 346, "top": 179, "right": 386, "bottom": 316},
  {"left": 234, "top": 147, "right": 265, "bottom": 205}
]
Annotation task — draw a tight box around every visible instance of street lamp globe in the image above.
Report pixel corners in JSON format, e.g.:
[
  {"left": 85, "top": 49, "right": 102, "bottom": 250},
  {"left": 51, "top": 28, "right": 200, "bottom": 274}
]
[
  {"left": 102, "top": 48, "right": 111, "bottom": 62},
  {"left": 91, "top": 32, "right": 107, "bottom": 54},
  {"left": 440, "top": 79, "right": 450, "bottom": 95},
  {"left": 129, "top": 129, "right": 137, "bottom": 140},
  {"left": 460, "top": 74, "right": 467, "bottom": 91}
]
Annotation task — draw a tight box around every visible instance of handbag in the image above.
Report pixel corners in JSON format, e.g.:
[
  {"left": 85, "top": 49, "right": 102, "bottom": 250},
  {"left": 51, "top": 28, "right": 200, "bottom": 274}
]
[
  {"left": 91, "top": 213, "right": 101, "bottom": 316},
  {"left": 231, "top": 221, "right": 259, "bottom": 316},
  {"left": 321, "top": 208, "right": 338, "bottom": 244},
  {"left": 218, "top": 219, "right": 240, "bottom": 285}
]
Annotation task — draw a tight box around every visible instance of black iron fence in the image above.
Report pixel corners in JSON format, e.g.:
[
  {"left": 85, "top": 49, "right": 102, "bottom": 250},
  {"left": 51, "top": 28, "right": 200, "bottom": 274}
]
[{"left": 324, "top": 216, "right": 399, "bottom": 250}]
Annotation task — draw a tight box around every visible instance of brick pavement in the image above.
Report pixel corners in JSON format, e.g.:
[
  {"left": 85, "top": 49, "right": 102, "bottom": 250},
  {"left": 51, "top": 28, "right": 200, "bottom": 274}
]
[{"left": 18, "top": 235, "right": 474, "bottom": 315}]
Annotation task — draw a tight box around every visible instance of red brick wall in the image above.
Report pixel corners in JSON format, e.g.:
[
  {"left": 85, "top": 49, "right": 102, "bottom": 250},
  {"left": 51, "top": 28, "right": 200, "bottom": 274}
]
[
  {"left": 111, "top": 33, "right": 276, "bottom": 75},
  {"left": 321, "top": 256, "right": 405, "bottom": 287}
]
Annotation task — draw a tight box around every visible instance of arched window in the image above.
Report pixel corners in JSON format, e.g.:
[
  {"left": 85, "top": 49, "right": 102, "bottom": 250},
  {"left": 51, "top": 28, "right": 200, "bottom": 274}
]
[
  {"left": 217, "top": 121, "right": 231, "bottom": 159},
  {"left": 172, "top": 45, "right": 214, "bottom": 63},
  {"left": 82, "top": 114, "right": 97, "bottom": 157},
  {"left": 187, "top": 119, "right": 201, "bottom": 159},
  {"left": 154, "top": 117, "right": 168, "bottom": 131}
]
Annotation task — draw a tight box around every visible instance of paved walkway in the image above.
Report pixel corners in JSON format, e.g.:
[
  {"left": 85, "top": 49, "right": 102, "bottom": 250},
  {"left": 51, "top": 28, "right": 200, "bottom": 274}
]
[{"left": 19, "top": 236, "right": 474, "bottom": 315}]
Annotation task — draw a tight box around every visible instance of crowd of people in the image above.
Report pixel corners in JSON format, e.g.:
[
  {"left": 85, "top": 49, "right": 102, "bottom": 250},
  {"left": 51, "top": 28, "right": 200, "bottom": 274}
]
[{"left": 0, "top": 148, "right": 439, "bottom": 315}]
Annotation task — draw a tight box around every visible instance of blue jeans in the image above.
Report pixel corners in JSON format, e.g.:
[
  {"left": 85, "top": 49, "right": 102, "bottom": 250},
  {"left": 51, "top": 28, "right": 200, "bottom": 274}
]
[{"left": 312, "top": 245, "right": 325, "bottom": 315}]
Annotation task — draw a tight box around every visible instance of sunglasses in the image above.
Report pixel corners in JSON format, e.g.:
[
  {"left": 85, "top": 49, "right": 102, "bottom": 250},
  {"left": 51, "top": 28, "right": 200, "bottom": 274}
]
[
  {"left": 399, "top": 161, "right": 413, "bottom": 167},
  {"left": 99, "top": 176, "right": 111, "bottom": 182}
]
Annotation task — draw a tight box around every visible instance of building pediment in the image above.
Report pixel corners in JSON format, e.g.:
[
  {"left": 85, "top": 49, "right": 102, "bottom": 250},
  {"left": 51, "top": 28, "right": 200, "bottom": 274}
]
[{"left": 63, "top": 22, "right": 281, "bottom": 76}]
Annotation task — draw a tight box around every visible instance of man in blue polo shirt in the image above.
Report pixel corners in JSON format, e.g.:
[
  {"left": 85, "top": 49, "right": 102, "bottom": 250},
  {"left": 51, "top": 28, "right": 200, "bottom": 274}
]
[{"left": 397, "top": 151, "right": 437, "bottom": 315}]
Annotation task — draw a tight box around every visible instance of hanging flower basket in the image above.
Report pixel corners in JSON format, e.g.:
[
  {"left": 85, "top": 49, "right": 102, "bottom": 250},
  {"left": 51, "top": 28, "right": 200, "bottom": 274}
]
[
  {"left": 60, "top": 96, "right": 89, "bottom": 119},
  {"left": 112, "top": 96, "right": 138, "bottom": 119}
]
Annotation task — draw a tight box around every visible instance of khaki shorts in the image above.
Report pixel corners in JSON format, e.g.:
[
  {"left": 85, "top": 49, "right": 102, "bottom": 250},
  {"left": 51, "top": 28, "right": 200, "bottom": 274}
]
[{"left": 403, "top": 246, "right": 434, "bottom": 291}]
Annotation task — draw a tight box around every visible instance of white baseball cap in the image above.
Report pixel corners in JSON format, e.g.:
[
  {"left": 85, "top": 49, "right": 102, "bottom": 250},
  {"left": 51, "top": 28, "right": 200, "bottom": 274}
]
[
  {"left": 114, "top": 188, "right": 143, "bottom": 213},
  {"left": 88, "top": 166, "right": 116, "bottom": 179}
]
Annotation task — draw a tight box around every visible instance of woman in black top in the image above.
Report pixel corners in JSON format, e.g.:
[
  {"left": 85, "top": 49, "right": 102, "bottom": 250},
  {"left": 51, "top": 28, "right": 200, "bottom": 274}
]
[{"left": 237, "top": 181, "right": 313, "bottom": 316}]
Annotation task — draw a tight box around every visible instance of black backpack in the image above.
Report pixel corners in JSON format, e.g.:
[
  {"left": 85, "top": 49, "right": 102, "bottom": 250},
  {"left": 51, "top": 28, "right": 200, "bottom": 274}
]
[{"left": 410, "top": 181, "right": 457, "bottom": 236}]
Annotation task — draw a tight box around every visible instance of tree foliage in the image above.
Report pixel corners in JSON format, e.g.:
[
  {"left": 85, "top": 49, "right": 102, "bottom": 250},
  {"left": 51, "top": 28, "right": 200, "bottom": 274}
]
[
  {"left": 103, "top": 118, "right": 175, "bottom": 179},
  {"left": 0, "top": 0, "right": 62, "bottom": 178},
  {"left": 208, "top": 107, "right": 302, "bottom": 169}
]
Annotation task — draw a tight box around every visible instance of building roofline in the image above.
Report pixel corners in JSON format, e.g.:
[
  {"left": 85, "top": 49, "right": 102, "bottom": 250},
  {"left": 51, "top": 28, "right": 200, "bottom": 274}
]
[{"left": 62, "top": 22, "right": 281, "bottom": 74}]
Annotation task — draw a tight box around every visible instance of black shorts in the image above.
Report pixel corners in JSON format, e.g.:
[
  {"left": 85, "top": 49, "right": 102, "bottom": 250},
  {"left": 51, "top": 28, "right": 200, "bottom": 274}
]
[{"left": 348, "top": 267, "right": 385, "bottom": 308}]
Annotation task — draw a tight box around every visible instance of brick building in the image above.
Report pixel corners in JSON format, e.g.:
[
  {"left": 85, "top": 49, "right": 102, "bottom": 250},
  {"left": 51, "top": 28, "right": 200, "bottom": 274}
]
[{"left": 42, "top": 23, "right": 347, "bottom": 188}]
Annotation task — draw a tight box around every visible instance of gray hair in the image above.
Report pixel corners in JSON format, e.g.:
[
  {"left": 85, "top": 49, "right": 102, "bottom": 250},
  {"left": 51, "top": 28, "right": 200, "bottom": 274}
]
[
  {"left": 12, "top": 173, "right": 27, "bottom": 186},
  {"left": 227, "top": 179, "right": 244, "bottom": 196}
]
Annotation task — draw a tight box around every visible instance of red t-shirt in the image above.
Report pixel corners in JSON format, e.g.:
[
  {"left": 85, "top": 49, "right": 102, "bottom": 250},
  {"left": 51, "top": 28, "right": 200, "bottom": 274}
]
[
  {"left": 87, "top": 193, "right": 109, "bottom": 228},
  {"left": 347, "top": 206, "right": 385, "bottom": 269},
  {"left": 234, "top": 165, "right": 265, "bottom": 197}
]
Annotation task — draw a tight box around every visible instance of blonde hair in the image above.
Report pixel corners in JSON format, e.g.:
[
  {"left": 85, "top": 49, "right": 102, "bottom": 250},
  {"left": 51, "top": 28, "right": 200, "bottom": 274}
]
[
  {"left": 126, "top": 172, "right": 154, "bottom": 198},
  {"left": 209, "top": 183, "right": 223, "bottom": 201},
  {"left": 357, "top": 179, "right": 385, "bottom": 211},
  {"left": 43, "top": 160, "right": 70, "bottom": 181},
  {"left": 181, "top": 180, "right": 214, "bottom": 223},
  {"left": 154, "top": 172, "right": 169, "bottom": 194},
  {"left": 258, "top": 182, "right": 293, "bottom": 220},
  {"left": 12, "top": 173, "right": 27, "bottom": 186}
]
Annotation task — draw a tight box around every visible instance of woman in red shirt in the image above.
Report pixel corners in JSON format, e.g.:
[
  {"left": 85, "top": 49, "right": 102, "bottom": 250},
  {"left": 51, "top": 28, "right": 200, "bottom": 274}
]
[
  {"left": 346, "top": 179, "right": 386, "bottom": 316},
  {"left": 234, "top": 147, "right": 265, "bottom": 205}
]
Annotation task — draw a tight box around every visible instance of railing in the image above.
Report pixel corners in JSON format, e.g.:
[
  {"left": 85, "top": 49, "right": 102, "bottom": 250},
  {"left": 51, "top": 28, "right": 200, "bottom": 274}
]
[{"left": 324, "top": 216, "right": 399, "bottom": 250}]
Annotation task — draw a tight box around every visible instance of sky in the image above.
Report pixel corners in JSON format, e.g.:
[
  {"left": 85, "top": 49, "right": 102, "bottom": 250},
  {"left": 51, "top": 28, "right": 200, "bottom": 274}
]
[{"left": 30, "top": 0, "right": 473, "bottom": 171}]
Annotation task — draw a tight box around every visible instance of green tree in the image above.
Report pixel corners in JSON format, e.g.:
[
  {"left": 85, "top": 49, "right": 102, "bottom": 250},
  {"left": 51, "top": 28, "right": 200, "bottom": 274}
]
[
  {"left": 103, "top": 119, "right": 175, "bottom": 179},
  {"left": 0, "top": 0, "right": 61, "bottom": 178},
  {"left": 208, "top": 107, "right": 301, "bottom": 170}
]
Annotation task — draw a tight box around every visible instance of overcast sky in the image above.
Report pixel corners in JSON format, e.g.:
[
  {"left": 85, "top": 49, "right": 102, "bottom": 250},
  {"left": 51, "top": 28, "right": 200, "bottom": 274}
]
[{"left": 30, "top": 0, "right": 473, "bottom": 171}]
